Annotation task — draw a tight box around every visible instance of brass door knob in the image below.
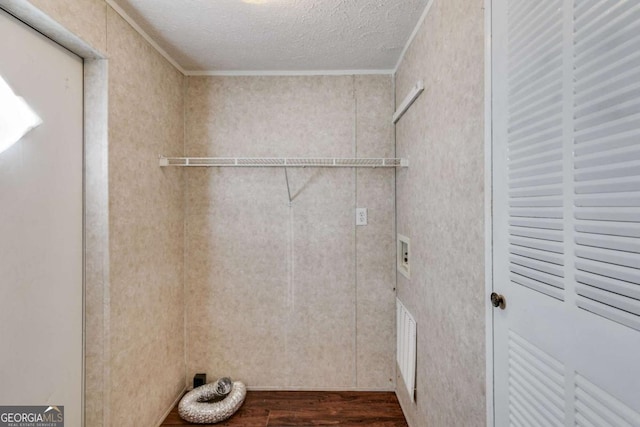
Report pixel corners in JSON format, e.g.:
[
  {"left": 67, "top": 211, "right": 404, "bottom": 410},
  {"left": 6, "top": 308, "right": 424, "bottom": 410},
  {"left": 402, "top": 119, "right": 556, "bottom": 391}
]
[{"left": 490, "top": 292, "right": 506, "bottom": 309}]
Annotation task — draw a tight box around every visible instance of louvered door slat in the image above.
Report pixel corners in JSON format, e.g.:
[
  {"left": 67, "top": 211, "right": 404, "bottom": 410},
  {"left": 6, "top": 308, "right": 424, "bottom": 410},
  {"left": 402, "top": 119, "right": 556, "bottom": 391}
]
[
  {"left": 584, "top": 6, "right": 640, "bottom": 47},
  {"left": 510, "top": 196, "right": 563, "bottom": 207},
  {"left": 575, "top": 375, "right": 640, "bottom": 427},
  {"left": 575, "top": 161, "right": 640, "bottom": 182},
  {"left": 576, "top": 284, "right": 640, "bottom": 317},
  {"left": 510, "top": 150, "right": 562, "bottom": 169},
  {"left": 574, "top": 0, "right": 616, "bottom": 24},
  {"left": 507, "top": 331, "right": 566, "bottom": 426},
  {"left": 574, "top": 0, "right": 640, "bottom": 332},
  {"left": 574, "top": 135, "right": 639, "bottom": 157},
  {"left": 510, "top": 246, "right": 563, "bottom": 266},
  {"left": 576, "top": 178, "right": 640, "bottom": 195},
  {"left": 575, "top": 74, "right": 640, "bottom": 116},
  {"left": 508, "top": 1, "right": 545, "bottom": 33},
  {"left": 510, "top": 217, "right": 563, "bottom": 230},
  {"left": 576, "top": 259, "right": 639, "bottom": 285},
  {"left": 576, "top": 247, "right": 638, "bottom": 270},
  {"left": 508, "top": 1, "right": 561, "bottom": 47},
  {"left": 510, "top": 173, "right": 563, "bottom": 189},
  {"left": 510, "top": 34, "right": 563, "bottom": 83},
  {"left": 509, "top": 382, "right": 564, "bottom": 427},
  {"left": 575, "top": 146, "right": 640, "bottom": 169},
  {"left": 510, "top": 163, "right": 562, "bottom": 180},
  {"left": 506, "top": 0, "right": 564, "bottom": 302},
  {"left": 575, "top": 102, "right": 640, "bottom": 133},
  {"left": 510, "top": 272, "right": 564, "bottom": 296},
  {"left": 574, "top": 112, "right": 640, "bottom": 143},
  {"left": 509, "top": 82, "right": 562, "bottom": 119},
  {"left": 576, "top": 41, "right": 640, "bottom": 86},
  {"left": 576, "top": 234, "right": 640, "bottom": 254},
  {"left": 509, "top": 225, "right": 563, "bottom": 240},
  {"left": 576, "top": 271, "right": 640, "bottom": 301},
  {"left": 510, "top": 56, "right": 563, "bottom": 96},
  {"left": 576, "top": 194, "right": 640, "bottom": 208},
  {"left": 509, "top": 141, "right": 560, "bottom": 162},
  {"left": 575, "top": 208, "right": 640, "bottom": 222},
  {"left": 510, "top": 235, "right": 563, "bottom": 253},
  {"left": 509, "top": 408, "right": 530, "bottom": 427},
  {"left": 576, "top": 222, "right": 640, "bottom": 238},
  {"left": 577, "top": 43, "right": 640, "bottom": 86}
]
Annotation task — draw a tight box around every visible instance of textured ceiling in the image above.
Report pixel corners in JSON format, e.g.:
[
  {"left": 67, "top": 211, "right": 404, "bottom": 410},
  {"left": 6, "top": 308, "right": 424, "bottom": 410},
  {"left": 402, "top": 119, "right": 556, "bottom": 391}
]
[{"left": 110, "top": 0, "right": 430, "bottom": 72}]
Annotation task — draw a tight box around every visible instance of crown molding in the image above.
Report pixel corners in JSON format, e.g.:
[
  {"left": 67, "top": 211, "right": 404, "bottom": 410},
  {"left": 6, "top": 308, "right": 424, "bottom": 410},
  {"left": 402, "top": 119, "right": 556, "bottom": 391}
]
[
  {"left": 393, "top": 0, "right": 435, "bottom": 74},
  {"left": 104, "top": 0, "right": 186, "bottom": 75},
  {"left": 185, "top": 69, "right": 394, "bottom": 77}
]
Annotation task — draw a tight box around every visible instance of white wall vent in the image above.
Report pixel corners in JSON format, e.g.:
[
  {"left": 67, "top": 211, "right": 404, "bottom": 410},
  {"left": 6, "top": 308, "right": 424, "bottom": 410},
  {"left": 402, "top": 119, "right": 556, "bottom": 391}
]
[{"left": 396, "top": 298, "right": 417, "bottom": 401}]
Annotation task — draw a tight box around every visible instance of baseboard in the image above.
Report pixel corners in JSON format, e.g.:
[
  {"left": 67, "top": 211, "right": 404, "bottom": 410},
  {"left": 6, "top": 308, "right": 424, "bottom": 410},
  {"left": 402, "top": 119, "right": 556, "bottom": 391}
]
[
  {"left": 246, "top": 386, "right": 395, "bottom": 392},
  {"left": 395, "top": 388, "right": 414, "bottom": 427},
  {"left": 155, "top": 386, "right": 186, "bottom": 427},
  {"left": 394, "top": 371, "right": 416, "bottom": 427}
]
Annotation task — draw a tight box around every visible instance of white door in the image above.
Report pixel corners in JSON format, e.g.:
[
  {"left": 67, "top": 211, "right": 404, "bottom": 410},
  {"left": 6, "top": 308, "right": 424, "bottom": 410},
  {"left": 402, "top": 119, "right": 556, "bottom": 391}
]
[
  {"left": 492, "top": 1, "right": 640, "bottom": 425},
  {"left": 0, "top": 9, "right": 84, "bottom": 426}
]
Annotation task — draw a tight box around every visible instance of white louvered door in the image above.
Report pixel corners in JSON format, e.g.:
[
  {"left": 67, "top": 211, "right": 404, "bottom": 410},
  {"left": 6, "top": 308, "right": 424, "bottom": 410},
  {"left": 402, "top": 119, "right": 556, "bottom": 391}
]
[{"left": 492, "top": 1, "right": 640, "bottom": 425}]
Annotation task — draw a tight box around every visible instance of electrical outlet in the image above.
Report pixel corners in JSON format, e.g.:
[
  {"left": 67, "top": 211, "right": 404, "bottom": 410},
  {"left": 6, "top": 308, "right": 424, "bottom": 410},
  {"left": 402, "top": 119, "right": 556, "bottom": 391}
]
[{"left": 356, "top": 208, "right": 368, "bottom": 226}]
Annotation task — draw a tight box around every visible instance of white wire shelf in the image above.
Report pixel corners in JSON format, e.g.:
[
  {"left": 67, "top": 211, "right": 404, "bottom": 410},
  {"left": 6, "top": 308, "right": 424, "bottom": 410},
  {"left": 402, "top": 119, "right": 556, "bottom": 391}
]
[{"left": 159, "top": 157, "right": 409, "bottom": 168}]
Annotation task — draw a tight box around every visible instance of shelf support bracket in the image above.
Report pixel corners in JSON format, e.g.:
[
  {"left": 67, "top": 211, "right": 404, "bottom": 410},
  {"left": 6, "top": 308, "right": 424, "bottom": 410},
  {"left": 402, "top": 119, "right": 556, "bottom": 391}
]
[
  {"left": 392, "top": 80, "right": 424, "bottom": 124},
  {"left": 284, "top": 167, "right": 293, "bottom": 207}
]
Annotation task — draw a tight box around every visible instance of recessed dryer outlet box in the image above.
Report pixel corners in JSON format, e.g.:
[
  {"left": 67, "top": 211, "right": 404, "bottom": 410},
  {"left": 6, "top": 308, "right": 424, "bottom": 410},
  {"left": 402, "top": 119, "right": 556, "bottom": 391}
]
[{"left": 397, "top": 234, "right": 410, "bottom": 279}]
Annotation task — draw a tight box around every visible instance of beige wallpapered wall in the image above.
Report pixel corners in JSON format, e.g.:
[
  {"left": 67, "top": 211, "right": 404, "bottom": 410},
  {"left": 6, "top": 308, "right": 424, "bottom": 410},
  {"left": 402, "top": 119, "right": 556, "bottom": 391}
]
[
  {"left": 184, "top": 75, "right": 397, "bottom": 390},
  {"left": 24, "top": 1, "right": 187, "bottom": 426},
  {"left": 106, "top": 7, "right": 186, "bottom": 427},
  {"left": 17, "top": 1, "right": 397, "bottom": 422},
  {"left": 17, "top": 0, "right": 487, "bottom": 425},
  {"left": 394, "top": 1, "right": 486, "bottom": 426}
]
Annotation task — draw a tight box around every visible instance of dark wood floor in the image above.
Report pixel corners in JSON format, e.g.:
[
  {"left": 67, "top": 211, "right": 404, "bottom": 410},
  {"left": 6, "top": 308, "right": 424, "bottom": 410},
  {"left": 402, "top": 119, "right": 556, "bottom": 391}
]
[{"left": 161, "top": 391, "right": 408, "bottom": 426}]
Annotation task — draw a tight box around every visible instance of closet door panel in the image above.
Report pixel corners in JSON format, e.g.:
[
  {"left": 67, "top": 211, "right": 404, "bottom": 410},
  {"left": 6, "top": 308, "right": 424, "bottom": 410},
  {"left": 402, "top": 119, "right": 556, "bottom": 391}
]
[{"left": 492, "top": 1, "right": 640, "bottom": 425}]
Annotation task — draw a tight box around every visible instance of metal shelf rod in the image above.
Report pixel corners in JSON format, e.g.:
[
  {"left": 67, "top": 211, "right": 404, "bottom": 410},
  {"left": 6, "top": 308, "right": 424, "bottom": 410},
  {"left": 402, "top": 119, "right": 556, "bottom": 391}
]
[{"left": 159, "top": 157, "right": 409, "bottom": 168}]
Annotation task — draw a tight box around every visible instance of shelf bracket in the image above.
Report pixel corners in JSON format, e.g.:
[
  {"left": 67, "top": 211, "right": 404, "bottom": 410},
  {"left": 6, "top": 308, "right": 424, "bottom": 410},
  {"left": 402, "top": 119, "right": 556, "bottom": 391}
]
[
  {"left": 392, "top": 80, "right": 424, "bottom": 124},
  {"left": 284, "top": 167, "right": 293, "bottom": 207}
]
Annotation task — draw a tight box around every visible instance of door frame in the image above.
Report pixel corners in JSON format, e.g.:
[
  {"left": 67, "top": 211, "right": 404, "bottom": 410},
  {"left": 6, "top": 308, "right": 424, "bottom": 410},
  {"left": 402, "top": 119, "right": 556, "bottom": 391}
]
[
  {"left": 484, "top": 0, "right": 495, "bottom": 426},
  {"left": 0, "top": 2, "right": 109, "bottom": 426}
]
